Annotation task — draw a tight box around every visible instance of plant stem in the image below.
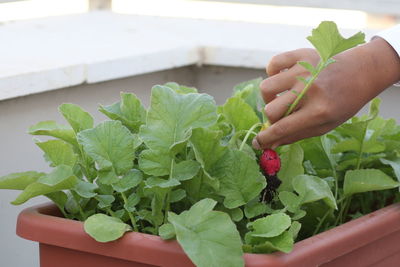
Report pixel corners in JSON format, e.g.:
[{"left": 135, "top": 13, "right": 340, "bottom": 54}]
[
  {"left": 335, "top": 195, "right": 352, "bottom": 226},
  {"left": 121, "top": 191, "right": 139, "bottom": 232},
  {"left": 341, "top": 133, "right": 366, "bottom": 224},
  {"left": 342, "top": 196, "right": 352, "bottom": 224},
  {"left": 239, "top": 123, "right": 262, "bottom": 151},
  {"left": 70, "top": 190, "right": 86, "bottom": 220},
  {"left": 106, "top": 207, "right": 116, "bottom": 217},
  {"left": 164, "top": 193, "right": 171, "bottom": 224},
  {"left": 284, "top": 62, "right": 325, "bottom": 117},
  {"left": 164, "top": 159, "right": 175, "bottom": 223},
  {"left": 78, "top": 144, "right": 94, "bottom": 183},
  {"left": 312, "top": 210, "right": 330, "bottom": 236},
  {"left": 356, "top": 125, "right": 368, "bottom": 170},
  {"left": 334, "top": 169, "right": 339, "bottom": 201}
]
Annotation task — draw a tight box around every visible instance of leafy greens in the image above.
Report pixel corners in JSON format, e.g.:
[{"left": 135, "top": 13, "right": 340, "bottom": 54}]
[{"left": 1, "top": 21, "right": 400, "bottom": 267}]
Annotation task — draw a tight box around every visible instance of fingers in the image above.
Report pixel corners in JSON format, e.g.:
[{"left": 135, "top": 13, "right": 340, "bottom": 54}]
[
  {"left": 253, "top": 106, "right": 327, "bottom": 150},
  {"left": 260, "top": 65, "right": 303, "bottom": 103},
  {"left": 264, "top": 82, "right": 304, "bottom": 124},
  {"left": 266, "top": 49, "right": 307, "bottom": 76},
  {"left": 268, "top": 123, "right": 334, "bottom": 147}
]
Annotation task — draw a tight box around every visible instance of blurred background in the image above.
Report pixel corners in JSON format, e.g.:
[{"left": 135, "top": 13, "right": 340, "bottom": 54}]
[
  {"left": 0, "top": 0, "right": 398, "bottom": 28},
  {"left": 0, "top": 1, "right": 399, "bottom": 266}
]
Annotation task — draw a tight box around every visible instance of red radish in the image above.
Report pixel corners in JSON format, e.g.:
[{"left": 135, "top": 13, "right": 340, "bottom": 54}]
[
  {"left": 260, "top": 149, "right": 281, "bottom": 176},
  {"left": 259, "top": 149, "right": 282, "bottom": 202}
]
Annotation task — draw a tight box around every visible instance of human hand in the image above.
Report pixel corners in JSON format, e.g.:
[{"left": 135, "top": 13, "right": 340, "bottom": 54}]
[{"left": 253, "top": 37, "right": 400, "bottom": 150}]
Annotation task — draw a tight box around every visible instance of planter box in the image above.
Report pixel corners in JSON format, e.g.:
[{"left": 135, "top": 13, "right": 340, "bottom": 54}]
[{"left": 17, "top": 203, "right": 400, "bottom": 267}]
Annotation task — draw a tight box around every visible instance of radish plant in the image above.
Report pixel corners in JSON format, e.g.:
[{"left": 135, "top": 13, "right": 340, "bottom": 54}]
[{"left": 1, "top": 22, "right": 399, "bottom": 267}]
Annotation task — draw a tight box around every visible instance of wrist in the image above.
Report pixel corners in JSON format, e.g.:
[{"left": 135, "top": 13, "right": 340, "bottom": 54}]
[{"left": 364, "top": 37, "right": 400, "bottom": 89}]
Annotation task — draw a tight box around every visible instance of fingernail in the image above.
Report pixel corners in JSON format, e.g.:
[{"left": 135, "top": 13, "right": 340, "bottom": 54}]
[{"left": 252, "top": 138, "right": 261, "bottom": 150}]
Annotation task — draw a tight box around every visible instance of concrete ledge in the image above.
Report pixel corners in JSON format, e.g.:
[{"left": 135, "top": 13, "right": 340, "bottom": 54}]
[{"left": 0, "top": 11, "right": 376, "bottom": 101}]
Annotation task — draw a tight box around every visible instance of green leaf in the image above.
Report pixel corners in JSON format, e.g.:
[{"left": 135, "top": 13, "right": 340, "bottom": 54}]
[
  {"left": 369, "top": 117, "right": 398, "bottom": 140},
  {"left": 65, "top": 194, "right": 80, "bottom": 214},
  {"left": 132, "top": 134, "right": 143, "bottom": 149},
  {"left": 292, "top": 175, "right": 337, "bottom": 209},
  {"left": 148, "top": 188, "right": 168, "bottom": 227},
  {"left": 232, "top": 78, "right": 264, "bottom": 120},
  {"left": 228, "top": 208, "right": 244, "bottom": 222},
  {"left": 35, "top": 139, "right": 77, "bottom": 167},
  {"left": 0, "top": 171, "right": 44, "bottom": 190},
  {"left": 139, "top": 85, "right": 217, "bottom": 153},
  {"left": 28, "top": 121, "right": 77, "bottom": 146},
  {"left": 12, "top": 165, "right": 78, "bottom": 205},
  {"left": 164, "top": 82, "right": 198, "bottom": 94},
  {"left": 336, "top": 99, "right": 380, "bottom": 141},
  {"left": 278, "top": 191, "right": 301, "bottom": 213},
  {"left": 77, "top": 121, "right": 135, "bottom": 175},
  {"left": 190, "top": 128, "right": 228, "bottom": 172},
  {"left": 251, "top": 213, "right": 291, "bottom": 238},
  {"left": 145, "top": 177, "right": 181, "bottom": 189},
  {"left": 252, "top": 231, "right": 294, "bottom": 253},
  {"left": 368, "top": 98, "right": 381, "bottom": 120},
  {"left": 95, "top": 195, "right": 115, "bottom": 209},
  {"left": 45, "top": 191, "right": 68, "bottom": 213},
  {"left": 216, "top": 204, "right": 244, "bottom": 222},
  {"left": 297, "top": 61, "right": 316, "bottom": 75},
  {"left": 211, "top": 150, "right": 266, "bottom": 209},
  {"left": 124, "top": 193, "right": 140, "bottom": 212},
  {"left": 336, "top": 121, "right": 367, "bottom": 142},
  {"left": 381, "top": 158, "right": 400, "bottom": 185},
  {"left": 168, "top": 199, "right": 244, "bottom": 267},
  {"left": 337, "top": 153, "right": 385, "bottom": 171},
  {"left": 288, "top": 221, "right": 302, "bottom": 240},
  {"left": 170, "top": 189, "right": 186, "bottom": 203},
  {"left": 307, "top": 21, "right": 365, "bottom": 62},
  {"left": 292, "top": 210, "right": 307, "bottom": 221},
  {"left": 159, "top": 223, "right": 176, "bottom": 240},
  {"left": 59, "top": 103, "right": 94, "bottom": 133},
  {"left": 112, "top": 169, "right": 143, "bottom": 192},
  {"left": 221, "top": 96, "right": 260, "bottom": 132},
  {"left": 172, "top": 160, "right": 201, "bottom": 181},
  {"left": 343, "top": 169, "right": 400, "bottom": 196},
  {"left": 300, "top": 135, "right": 337, "bottom": 175},
  {"left": 138, "top": 149, "right": 172, "bottom": 176},
  {"left": 84, "top": 213, "right": 131, "bottom": 242},
  {"left": 73, "top": 180, "right": 97, "bottom": 198},
  {"left": 331, "top": 138, "right": 359, "bottom": 153},
  {"left": 277, "top": 144, "right": 304, "bottom": 191},
  {"left": 333, "top": 138, "right": 385, "bottom": 154},
  {"left": 97, "top": 170, "right": 119, "bottom": 185},
  {"left": 99, "top": 92, "right": 146, "bottom": 133},
  {"left": 244, "top": 200, "right": 268, "bottom": 219}
]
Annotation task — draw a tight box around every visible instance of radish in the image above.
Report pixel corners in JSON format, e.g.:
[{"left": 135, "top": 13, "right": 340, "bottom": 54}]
[{"left": 260, "top": 149, "right": 282, "bottom": 202}]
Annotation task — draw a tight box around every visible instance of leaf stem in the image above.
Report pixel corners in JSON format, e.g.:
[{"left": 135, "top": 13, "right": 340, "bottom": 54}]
[
  {"left": 334, "top": 169, "right": 339, "bottom": 201},
  {"left": 312, "top": 209, "right": 330, "bottom": 236},
  {"left": 356, "top": 124, "right": 368, "bottom": 170},
  {"left": 121, "top": 191, "right": 139, "bottom": 232},
  {"left": 285, "top": 62, "right": 325, "bottom": 117},
  {"left": 106, "top": 207, "right": 116, "bottom": 217},
  {"left": 164, "top": 159, "right": 175, "bottom": 223},
  {"left": 78, "top": 144, "right": 94, "bottom": 183},
  {"left": 239, "top": 123, "right": 262, "bottom": 151},
  {"left": 70, "top": 191, "right": 86, "bottom": 220}
]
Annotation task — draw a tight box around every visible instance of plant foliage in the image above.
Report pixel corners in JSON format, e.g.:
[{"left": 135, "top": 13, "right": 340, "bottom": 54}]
[{"left": 2, "top": 22, "right": 399, "bottom": 267}]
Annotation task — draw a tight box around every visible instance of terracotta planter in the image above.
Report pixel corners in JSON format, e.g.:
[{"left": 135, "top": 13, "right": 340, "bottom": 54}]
[{"left": 17, "top": 203, "right": 400, "bottom": 267}]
